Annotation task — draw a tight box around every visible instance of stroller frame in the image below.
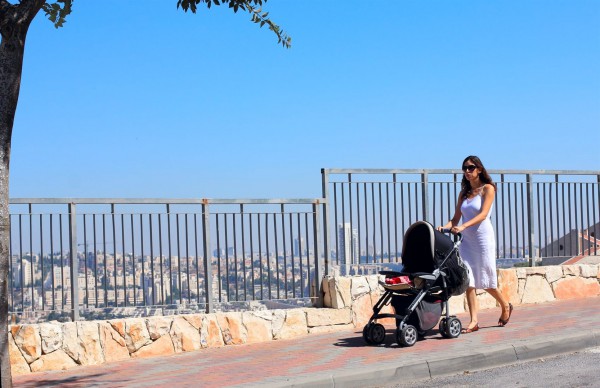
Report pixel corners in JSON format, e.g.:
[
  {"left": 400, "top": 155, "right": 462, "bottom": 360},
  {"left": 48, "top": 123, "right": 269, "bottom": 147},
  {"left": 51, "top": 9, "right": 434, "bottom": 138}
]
[{"left": 363, "top": 221, "right": 466, "bottom": 347}]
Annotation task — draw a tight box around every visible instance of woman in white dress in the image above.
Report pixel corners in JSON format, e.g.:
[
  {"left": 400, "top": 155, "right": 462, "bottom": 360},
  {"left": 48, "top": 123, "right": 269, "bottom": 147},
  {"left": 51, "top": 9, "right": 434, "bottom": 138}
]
[{"left": 438, "top": 156, "right": 513, "bottom": 333}]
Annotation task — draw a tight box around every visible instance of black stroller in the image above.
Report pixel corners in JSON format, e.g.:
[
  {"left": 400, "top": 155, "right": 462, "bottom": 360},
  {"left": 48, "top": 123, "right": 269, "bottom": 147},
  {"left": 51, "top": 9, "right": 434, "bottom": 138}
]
[{"left": 362, "top": 221, "right": 469, "bottom": 347}]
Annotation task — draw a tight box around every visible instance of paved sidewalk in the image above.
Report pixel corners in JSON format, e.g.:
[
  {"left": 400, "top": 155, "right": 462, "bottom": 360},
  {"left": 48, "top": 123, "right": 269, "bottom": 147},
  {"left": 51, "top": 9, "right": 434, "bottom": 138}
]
[{"left": 14, "top": 296, "right": 600, "bottom": 388}]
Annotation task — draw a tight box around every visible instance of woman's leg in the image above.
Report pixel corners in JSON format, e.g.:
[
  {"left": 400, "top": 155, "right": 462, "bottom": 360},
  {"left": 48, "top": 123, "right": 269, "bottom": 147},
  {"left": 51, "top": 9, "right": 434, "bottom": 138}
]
[
  {"left": 485, "top": 288, "right": 511, "bottom": 322},
  {"left": 465, "top": 287, "right": 479, "bottom": 329}
]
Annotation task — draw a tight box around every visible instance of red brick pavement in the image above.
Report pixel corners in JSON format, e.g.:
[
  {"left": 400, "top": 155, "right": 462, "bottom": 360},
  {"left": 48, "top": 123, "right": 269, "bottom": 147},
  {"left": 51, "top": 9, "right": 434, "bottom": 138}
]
[{"left": 13, "top": 296, "right": 600, "bottom": 388}]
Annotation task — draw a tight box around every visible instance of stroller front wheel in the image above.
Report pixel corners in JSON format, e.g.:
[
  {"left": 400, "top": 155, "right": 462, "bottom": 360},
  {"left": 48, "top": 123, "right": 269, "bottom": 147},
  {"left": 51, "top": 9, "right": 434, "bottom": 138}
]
[
  {"left": 397, "top": 324, "right": 418, "bottom": 347},
  {"left": 445, "top": 317, "right": 462, "bottom": 338}
]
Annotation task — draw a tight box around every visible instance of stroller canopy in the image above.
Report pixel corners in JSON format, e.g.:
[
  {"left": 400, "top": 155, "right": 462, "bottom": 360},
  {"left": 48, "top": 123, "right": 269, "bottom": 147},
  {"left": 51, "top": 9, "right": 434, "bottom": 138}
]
[{"left": 401, "top": 221, "right": 469, "bottom": 296}]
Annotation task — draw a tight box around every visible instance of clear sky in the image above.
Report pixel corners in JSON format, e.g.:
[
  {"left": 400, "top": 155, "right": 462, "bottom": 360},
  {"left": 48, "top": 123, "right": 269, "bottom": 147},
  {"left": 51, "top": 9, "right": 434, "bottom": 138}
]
[{"left": 11, "top": 0, "right": 600, "bottom": 199}]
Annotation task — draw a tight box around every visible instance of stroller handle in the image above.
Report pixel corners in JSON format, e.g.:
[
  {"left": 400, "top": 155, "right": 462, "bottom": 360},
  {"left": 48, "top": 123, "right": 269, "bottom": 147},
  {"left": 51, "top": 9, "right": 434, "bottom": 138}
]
[{"left": 441, "top": 228, "right": 463, "bottom": 243}]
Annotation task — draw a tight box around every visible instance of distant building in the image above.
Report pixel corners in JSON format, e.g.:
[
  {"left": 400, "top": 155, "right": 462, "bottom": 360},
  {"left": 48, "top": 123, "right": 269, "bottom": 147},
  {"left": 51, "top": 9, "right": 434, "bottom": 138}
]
[
  {"left": 294, "top": 237, "right": 306, "bottom": 257},
  {"left": 338, "top": 223, "right": 358, "bottom": 274},
  {"left": 541, "top": 222, "right": 600, "bottom": 265}
]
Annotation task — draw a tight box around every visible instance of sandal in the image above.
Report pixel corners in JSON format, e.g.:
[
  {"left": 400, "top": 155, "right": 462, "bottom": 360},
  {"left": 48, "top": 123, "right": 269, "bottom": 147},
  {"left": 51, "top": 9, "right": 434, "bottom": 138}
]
[
  {"left": 461, "top": 323, "right": 479, "bottom": 334},
  {"left": 498, "top": 303, "right": 513, "bottom": 327}
]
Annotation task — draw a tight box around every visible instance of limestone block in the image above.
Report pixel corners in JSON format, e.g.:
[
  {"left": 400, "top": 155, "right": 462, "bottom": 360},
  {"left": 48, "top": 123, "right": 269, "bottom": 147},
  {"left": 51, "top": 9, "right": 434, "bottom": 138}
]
[
  {"left": 322, "top": 276, "right": 333, "bottom": 307},
  {"left": 351, "top": 276, "right": 370, "bottom": 300},
  {"left": 553, "top": 277, "right": 600, "bottom": 300},
  {"left": 331, "top": 277, "right": 351, "bottom": 309},
  {"left": 10, "top": 325, "right": 20, "bottom": 338},
  {"left": 375, "top": 300, "right": 396, "bottom": 326},
  {"left": 351, "top": 294, "right": 374, "bottom": 327},
  {"left": 580, "top": 264, "right": 599, "bottom": 278},
  {"left": 516, "top": 268, "right": 527, "bottom": 279},
  {"left": 497, "top": 269, "right": 519, "bottom": 305},
  {"left": 124, "top": 318, "right": 152, "bottom": 353},
  {"left": 77, "top": 321, "right": 104, "bottom": 366},
  {"left": 170, "top": 316, "right": 201, "bottom": 353},
  {"left": 131, "top": 335, "right": 174, "bottom": 358},
  {"left": 183, "top": 314, "right": 203, "bottom": 330},
  {"left": 200, "top": 314, "right": 224, "bottom": 348},
  {"left": 306, "top": 307, "right": 351, "bottom": 327},
  {"left": 448, "top": 295, "right": 466, "bottom": 315},
  {"left": 517, "top": 278, "right": 526, "bottom": 304},
  {"left": 39, "top": 322, "right": 63, "bottom": 354},
  {"left": 525, "top": 266, "right": 548, "bottom": 276},
  {"left": 277, "top": 309, "right": 308, "bottom": 340},
  {"left": 62, "top": 322, "right": 79, "bottom": 363},
  {"left": 366, "top": 275, "right": 380, "bottom": 294},
  {"left": 110, "top": 320, "right": 126, "bottom": 339},
  {"left": 521, "top": 275, "right": 555, "bottom": 304},
  {"left": 270, "top": 310, "right": 286, "bottom": 339},
  {"left": 476, "top": 290, "right": 497, "bottom": 310},
  {"left": 99, "top": 322, "right": 130, "bottom": 363},
  {"left": 29, "top": 349, "right": 77, "bottom": 373},
  {"left": 242, "top": 312, "right": 272, "bottom": 344},
  {"left": 9, "top": 331, "right": 30, "bottom": 375},
  {"left": 216, "top": 312, "right": 246, "bottom": 345},
  {"left": 14, "top": 325, "right": 41, "bottom": 364},
  {"left": 308, "top": 324, "right": 354, "bottom": 334},
  {"left": 545, "top": 266, "right": 564, "bottom": 284},
  {"left": 563, "top": 265, "right": 580, "bottom": 276},
  {"left": 145, "top": 316, "right": 172, "bottom": 340}
]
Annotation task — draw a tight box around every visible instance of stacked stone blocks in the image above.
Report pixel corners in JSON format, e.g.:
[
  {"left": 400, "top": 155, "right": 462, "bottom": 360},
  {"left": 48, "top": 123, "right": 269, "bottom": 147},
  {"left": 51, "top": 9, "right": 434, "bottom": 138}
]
[{"left": 9, "top": 264, "right": 600, "bottom": 375}]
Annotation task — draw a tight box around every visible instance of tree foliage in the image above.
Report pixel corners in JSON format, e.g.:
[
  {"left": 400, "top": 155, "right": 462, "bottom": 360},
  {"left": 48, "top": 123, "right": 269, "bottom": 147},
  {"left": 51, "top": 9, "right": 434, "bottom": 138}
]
[
  {"left": 39, "top": 0, "right": 291, "bottom": 47},
  {"left": 177, "top": 0, "right": 291, "bottom": 48},
  {"left": 41, "top": 0, "right": 72, "bottom": 28}
]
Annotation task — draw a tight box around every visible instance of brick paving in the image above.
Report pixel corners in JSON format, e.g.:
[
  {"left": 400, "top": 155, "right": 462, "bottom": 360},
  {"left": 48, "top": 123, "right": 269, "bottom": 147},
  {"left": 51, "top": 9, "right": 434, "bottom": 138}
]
[{"left": 13, "top": 296, "right": 600, "bottom": 388}]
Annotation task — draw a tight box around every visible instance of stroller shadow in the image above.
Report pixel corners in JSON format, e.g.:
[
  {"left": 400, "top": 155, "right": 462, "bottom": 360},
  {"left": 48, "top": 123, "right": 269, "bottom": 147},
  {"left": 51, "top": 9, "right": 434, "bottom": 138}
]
[{"left": 333, "top": 329, "right": 439, "bottom": 348}]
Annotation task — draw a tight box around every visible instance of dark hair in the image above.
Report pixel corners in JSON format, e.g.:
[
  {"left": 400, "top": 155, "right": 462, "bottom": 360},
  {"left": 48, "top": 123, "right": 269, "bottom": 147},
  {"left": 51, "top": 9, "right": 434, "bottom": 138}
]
[{"left": 461, "top": 155, "right": 496, "bottom": 198}]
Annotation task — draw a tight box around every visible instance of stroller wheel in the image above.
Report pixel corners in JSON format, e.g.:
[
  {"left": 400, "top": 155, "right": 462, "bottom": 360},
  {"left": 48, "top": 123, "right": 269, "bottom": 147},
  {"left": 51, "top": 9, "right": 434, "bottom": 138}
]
[
  {"left": 444, "top": 317, "right": 462, "bottom": 338},
  {"left": 439, "top": 318, "right": 448, "bottom": 338},
  {"left": 397, "top": 324, "right": 418, "bottom": 347},
  {"left": 362, "top": 324, "right": 374, "bottom": 344},
  {"left": 369, "top": 323, "right": 387, "bottom": 345}
]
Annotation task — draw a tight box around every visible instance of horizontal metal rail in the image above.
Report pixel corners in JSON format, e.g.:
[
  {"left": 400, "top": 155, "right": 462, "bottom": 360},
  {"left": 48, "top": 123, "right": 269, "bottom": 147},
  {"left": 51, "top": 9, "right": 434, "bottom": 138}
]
[{"left": 8, "top": 198, "right": 326, "bottom": 323}]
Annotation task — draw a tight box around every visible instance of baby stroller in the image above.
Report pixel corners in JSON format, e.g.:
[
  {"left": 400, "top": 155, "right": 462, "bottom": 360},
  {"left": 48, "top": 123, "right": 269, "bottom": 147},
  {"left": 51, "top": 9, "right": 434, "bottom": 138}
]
[{"left": 362, "top": 221, "right": 469, "bottom": 347}]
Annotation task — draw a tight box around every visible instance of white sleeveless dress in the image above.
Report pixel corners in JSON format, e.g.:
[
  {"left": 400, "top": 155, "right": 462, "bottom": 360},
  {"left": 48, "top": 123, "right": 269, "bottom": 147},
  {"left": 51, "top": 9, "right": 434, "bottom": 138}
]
[{"left": 459, "top": 191, "right": 497, "bottom": 289}]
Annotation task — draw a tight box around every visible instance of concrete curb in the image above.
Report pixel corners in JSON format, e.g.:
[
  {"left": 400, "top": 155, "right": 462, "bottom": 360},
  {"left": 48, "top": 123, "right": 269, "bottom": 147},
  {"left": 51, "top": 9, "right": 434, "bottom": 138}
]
[{"left": 277, "top": 330, "right": 600, "bottom": 388}]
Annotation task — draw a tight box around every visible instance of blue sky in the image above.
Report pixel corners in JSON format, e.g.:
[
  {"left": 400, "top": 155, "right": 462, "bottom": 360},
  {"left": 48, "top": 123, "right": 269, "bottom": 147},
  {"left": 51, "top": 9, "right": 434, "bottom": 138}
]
[{"left": 11, "top": 0, "right": 600, "bottom": 199}]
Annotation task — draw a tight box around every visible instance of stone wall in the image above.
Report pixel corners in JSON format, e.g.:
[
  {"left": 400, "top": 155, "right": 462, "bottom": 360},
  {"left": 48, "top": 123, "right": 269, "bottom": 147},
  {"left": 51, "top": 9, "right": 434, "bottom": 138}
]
[{"left": 9, "top": 264, "right": 600, "bottom": 376}]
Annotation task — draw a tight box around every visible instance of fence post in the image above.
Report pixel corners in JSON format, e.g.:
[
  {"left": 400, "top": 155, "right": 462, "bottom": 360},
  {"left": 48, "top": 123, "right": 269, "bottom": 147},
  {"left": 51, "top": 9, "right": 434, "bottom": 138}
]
[
  {"left": 312, "top": 201, "right": 323, "bottom": 307},
  {"left": 202, "top": 201, "right": 214, "bottom": 313},
  {"left": 526, "top": 174, "right": 536, "bottom": 267},
  {"left": 321, "top": 169, "right": 331, "bottom": 276},
  {"left": 68, "top": 203, "right": 79, "bottom": 321},
  {"left": 421, "top": 172, "right": 430, "bottom": 222}
]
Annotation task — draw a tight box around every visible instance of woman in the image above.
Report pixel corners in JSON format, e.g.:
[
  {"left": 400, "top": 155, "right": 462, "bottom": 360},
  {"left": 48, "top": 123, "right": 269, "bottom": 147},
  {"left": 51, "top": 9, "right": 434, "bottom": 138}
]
[{"left": 438, "top": 156, "right": 513, "bottom": 333}]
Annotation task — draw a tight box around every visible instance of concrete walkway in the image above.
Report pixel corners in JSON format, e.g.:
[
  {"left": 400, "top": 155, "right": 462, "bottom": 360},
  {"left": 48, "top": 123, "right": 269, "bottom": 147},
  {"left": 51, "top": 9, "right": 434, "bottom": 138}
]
[{"left": 13, "top": 296, "right": 600, "bottom": 388}]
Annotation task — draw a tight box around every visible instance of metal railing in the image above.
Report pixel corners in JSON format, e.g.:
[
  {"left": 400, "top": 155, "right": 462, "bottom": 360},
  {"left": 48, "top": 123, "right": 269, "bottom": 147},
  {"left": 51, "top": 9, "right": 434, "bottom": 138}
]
[
  {"left": 321, "top": 169, "right": 600, "bottom": 271},
  {"left": 8, "top": 198, "right": 325, "bottom": 322},
  {"left": 7, "top": 168, "right": 599, "bottom": 322}
]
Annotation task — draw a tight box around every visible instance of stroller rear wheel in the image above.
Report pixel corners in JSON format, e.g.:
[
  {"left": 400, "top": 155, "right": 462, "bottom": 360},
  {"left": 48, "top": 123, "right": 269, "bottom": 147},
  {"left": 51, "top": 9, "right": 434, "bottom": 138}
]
[
  {"left": 363, "top": 323, "right": 386, "bottom": 345},
  {"left": 369, "top": 323, "right": 387, "bottom": 344},
  {"left": 397, "top": 324, "right": 418, "bottom": 347},
  {"left": 362, "top": 324, "right": 374, "bottom": 344}
]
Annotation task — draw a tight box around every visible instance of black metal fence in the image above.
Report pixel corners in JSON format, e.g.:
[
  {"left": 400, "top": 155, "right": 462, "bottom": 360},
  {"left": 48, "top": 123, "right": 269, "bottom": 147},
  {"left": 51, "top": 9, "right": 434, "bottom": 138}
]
[
  {"left": 322, "top": 169, "right": 599, "bottom": 269},
  {"left": 8, "top": 169, "right": 600, "bottom": 322},
  {"left": 8, "top": 199, "right": 324, "bottom": 322}
]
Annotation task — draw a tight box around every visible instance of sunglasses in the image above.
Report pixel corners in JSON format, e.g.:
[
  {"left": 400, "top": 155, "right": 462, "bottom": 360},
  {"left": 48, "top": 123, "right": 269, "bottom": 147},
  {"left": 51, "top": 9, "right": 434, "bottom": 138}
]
[{"left": 462, "top": 165, "right": 477, "bottom": 172}]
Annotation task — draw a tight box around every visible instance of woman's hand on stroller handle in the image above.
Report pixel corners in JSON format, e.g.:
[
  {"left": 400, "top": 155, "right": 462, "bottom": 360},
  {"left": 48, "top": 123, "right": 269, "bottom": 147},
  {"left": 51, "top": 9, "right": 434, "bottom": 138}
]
[{"left": 438, "top": 226, "right": 463, "bottom": 243}]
